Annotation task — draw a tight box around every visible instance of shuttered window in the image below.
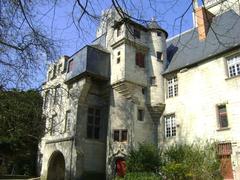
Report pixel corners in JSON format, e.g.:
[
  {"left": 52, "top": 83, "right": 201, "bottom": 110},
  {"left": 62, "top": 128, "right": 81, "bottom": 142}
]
[{"left": 135, "top": 52, "right": 145, "bottom": 68}]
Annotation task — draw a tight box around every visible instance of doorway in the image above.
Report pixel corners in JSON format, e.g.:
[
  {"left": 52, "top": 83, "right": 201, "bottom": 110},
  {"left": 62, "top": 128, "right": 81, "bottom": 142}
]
[
  {"left": 116, "top": 158, "right": 126, "bottom": 177},
  {"left": 47, "top": 151, "right": 65, "bottom": 180}
]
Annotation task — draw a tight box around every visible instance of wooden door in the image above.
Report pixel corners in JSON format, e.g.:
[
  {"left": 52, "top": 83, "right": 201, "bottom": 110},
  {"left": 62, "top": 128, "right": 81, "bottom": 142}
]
[
  {"left": 220, "top": 155, "right": 234, "bottom": 180},
  {"left": 116, "top": 159, "right": 126, "bottom": 177}
]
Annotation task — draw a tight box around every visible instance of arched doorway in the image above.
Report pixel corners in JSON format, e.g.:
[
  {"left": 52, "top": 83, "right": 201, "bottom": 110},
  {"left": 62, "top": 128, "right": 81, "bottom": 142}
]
[{"left": 47, "top": 151, "right": 65, "bottom": 180}]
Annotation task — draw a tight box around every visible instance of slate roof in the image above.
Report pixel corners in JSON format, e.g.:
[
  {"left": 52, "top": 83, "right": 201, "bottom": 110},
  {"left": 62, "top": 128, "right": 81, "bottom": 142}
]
[
  {"left": 164, "top": 10, "right": 240, "bottom": 74},
  {"left": 147, "top": 20, "right": 168, "bottom": 37}
]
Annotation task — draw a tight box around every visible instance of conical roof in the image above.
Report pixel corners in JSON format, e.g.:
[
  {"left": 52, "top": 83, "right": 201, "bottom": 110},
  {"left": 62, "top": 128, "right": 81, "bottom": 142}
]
[
  {"left": 147, "top": 19, "right": 168, "bottom": 38},
  {"left": 148, "top": 20, "right": 162, "bottom": 29}
]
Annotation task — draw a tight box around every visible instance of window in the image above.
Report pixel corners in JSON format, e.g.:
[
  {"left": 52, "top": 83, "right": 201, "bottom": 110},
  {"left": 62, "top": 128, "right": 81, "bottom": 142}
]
[
  {"left": 157, "top": 31, "right": 161, "bottom": 36},
  {"left": 51, "top": 115, "right": 58, "bottom": 135},
  {"left": 68, "top": 84, "right": 73, "bottom": 98},
  {"left": 117, "top": 51, "right": 121, "bottom": 64},
  {"left": 117, "top": 57, "right": 121, "bottom": 64},
  {"left": 65, "top": 110, "right": 71, "bottom": 132},
  {"left": 217, "top": 143, "right": 232, "bottom": 156},
  {"left": 142, "top": 87, "right": 145, "bottom": 95},
  {"left": 157, "top": 51, "right": 162, "bottom": 61},
  {"left": 164, "top": 114, "right": 176, "bottom": 138},
  {"left": 117, "top": 26, "right": 121, "bottom": 37},
  {"left": 217, "top": 105, "right": 228, "bottom": 128},
  {"left": 87, "top": 108, "right": 101, "bottom": 139},
  {"left": 68, "top": 59, "right": 74, "bottom": 72},
  {"left": 135, "top": 52, "right": 145, "bottom": 68},
  {"left": 53, "top": 86, "right": 61, "bottom": 105},
  {"left": 150, "top": 76, "right": 156, "bottom": 86},
  {"left": 52, "top": 65, "right": 57, "bottom": 79},
  {"left": 113, "top": 129, "right": 128, "bottom": 142},
  {"left": 134, "top": 29, "right": 141, "bottom": 39},
  {"left": 44, "top": 90, "right": 50, "bottom": 109},
  {"left": 48, "top": 70, "right": 52, "bottom": 81},
  {"left": 58, "top": 64, "right": 62, "bottom": 75},
  {"left": 227, "top": 55, "right": 240, "bottom": 77},
  {"left": 137, "top": 109, "right": 144, "bottom": 121},
  {"left": 167, "top": 76, "right": 178, "bottom": 98}
]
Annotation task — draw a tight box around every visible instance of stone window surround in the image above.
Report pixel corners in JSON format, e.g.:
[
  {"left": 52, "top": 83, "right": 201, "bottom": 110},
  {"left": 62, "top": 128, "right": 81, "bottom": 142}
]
[
  {"left": 164, "top": 114, "right": 176, "bottom": 138},
  {"left": 50, "top": 114, "right": 58, "bottom": 136},
  {"left": 53, "top": 85, "right": 61, "bottom": 105},
  {"left": 137, "top": 108, "right": 144, "bottom": 122},
  {"left": 87, "top": 107, "right": 101, "bottom": 140},
  {"left": 216, "top": 103, "right": 230, "bottom": 130},
  {"left": 64, "top": 110, "right": 71, "bottom": 133},
  {"left": 166, "top": 76, "right": 178, "bottom": 98},
  {"left": 226, "top": 54, "right": 240, "bottom": 78},
  {"left": 113, "top": 129, "right": 128, "bottom": 142}
]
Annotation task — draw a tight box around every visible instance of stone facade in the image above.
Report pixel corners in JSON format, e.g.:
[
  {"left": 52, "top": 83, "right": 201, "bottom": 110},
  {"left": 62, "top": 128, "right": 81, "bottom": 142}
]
[{"left": 39, "top": 1, "right": 240, "bottom": 179}]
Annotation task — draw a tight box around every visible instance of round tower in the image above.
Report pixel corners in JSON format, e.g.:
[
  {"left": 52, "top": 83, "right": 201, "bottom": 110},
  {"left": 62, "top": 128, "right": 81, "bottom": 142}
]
[{"left": 147, "top": 19, "right": 168, "bottom": 107}]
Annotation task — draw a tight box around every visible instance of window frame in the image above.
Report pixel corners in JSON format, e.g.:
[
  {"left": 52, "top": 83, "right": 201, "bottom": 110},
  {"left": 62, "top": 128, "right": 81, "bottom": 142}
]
[
  {"left": 217, "top": 104, "right": 229, "bottom": 129},
  {"left": 44, "top": 90, "right": 50, "bottom": 109},
  {"left": 167, "top": 76, "right": 178, "bottom": 98},
  {"left": 87, "top": 107, "right": 101, "bottom": 140},
  {"left": 58, "top": 63, "right": 63, "bottom": 75},
  {"left": 150, "top": 76, "right": 156, "bottom": 86},
  {"left": 50, "top": 114, "right": 58, "bottom": 136},
  {"left": 67, "top": 59, "right": 74, "bottom": 73},
  {"left": 134, "top": 28, "right": 141, "bottom": 39},
  {"left": 137, "top": 109, "right": 144, "bottom": 121},
  {"left": 116, "top": 26, "right": 122, "bottom": 37},
  {"left": 226, "top": 54, "right": 240, "bottom": 78},
  {"left": 135, "top": 52, "right": 145, "bottom": 68},
  {"left": 53, "top": 85, "right": 61, "bottom": 105},
  {"left": 164, "top": 114, "right": 176, "bottom": 138},
  {"left": 113, "top": 129, "right": 128, "bottom": 142},
  {"left": 64, "top": 110, "right": 71, "bottom": 132},
  {"left": 157, "top": 31, "right": 161, "bottom": 37},
  {"left": 157, "top": 51, "right": 162, "bottom": 61}
]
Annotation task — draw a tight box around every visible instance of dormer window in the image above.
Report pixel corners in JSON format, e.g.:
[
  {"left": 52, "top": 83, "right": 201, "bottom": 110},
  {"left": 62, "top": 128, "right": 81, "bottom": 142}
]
[{"left": 134, "top": 28, "right": 141, "bottom": 39}]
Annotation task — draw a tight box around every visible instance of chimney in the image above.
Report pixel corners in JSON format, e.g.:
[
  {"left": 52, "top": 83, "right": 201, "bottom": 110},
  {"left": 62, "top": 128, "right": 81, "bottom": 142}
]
[{"left": 195, "top": 6, "right": 215, "bottom": 40}]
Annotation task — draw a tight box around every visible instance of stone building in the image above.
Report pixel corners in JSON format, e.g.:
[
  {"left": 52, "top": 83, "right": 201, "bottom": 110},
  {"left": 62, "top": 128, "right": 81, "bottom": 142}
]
[{"left": 39, "top": 0, "right": 240, "bottom": 179}]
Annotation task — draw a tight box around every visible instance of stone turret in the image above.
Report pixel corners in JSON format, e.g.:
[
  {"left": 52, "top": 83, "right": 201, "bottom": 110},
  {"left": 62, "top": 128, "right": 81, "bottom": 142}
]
[{"left": 146, "top": 19, "right": 167, "bottom": 111}]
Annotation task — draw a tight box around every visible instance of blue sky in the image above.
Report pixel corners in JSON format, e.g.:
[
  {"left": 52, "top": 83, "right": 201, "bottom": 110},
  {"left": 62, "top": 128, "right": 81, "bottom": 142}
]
[{"left": 39, "top": 0, "right": 199, "bottom": 56}]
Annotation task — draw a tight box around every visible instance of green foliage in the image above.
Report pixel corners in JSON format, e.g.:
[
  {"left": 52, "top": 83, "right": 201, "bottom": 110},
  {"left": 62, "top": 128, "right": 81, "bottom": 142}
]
[
  {"left": 115, "top": 172, "right": 160, "bottom": 180},
  {"left": 161, "top": 143, "right": 222, "bottom": 180},
  {"left": 125, "top": 142, "right": 222, "bottom": 180},
  {"left": 127, "top": 143, "right": 161, "bottom": 173},
  {"left": 0, "top": 89, "right": 44, "bottom": 175}
]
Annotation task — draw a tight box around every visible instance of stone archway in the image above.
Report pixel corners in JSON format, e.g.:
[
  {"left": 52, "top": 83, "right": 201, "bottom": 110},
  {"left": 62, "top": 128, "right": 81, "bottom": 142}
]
[{"left": 47, "top": 151, "right": 65, "bottom": 180}]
